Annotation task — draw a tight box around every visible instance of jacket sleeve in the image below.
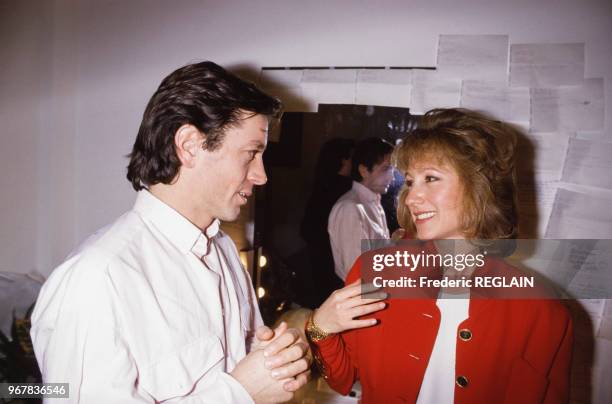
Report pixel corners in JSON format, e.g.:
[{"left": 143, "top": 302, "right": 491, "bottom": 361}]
[
  {"left": 543, "top": 309, "right": 573, "bottom": 404},
  {"left": 310, "top": 262, "right": 362, "bottom": 395}
]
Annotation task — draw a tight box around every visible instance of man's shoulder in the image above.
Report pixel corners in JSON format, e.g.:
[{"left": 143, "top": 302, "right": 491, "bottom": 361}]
[
  {"left": 331, "top": 189, "right": 361, "bottom": 214},
  {"left": 74, "top": 210, "right": 149, "bottom": 263},
  {"left": 335, "top": 187, "right": 359, "bottom": 204},
  {"left": 43, "top": 210, "right": 150, "bottom": 288}
]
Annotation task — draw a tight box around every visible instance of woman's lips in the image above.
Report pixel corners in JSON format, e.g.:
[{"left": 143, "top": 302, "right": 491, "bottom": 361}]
[{"left": 413, "top": 211, "right": 436, "bottom": 224}]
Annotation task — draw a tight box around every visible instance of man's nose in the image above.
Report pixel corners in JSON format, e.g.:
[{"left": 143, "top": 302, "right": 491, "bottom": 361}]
[{"left": 248, "top": 158, "right": 267, "bottom": 186}]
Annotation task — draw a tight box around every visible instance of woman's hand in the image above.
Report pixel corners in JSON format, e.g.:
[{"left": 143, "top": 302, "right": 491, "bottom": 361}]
[{"left": 313, "top": 279, "right": 387, "bottom": 334}]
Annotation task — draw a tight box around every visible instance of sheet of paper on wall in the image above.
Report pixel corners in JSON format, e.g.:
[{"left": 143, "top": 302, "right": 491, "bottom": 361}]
[
  {"left": 258, "top": 69, "right": 316, "bottom": 113},
  {"left": 508, "top": 240, "right": 611, "bottom": 301},
  {"left": 531, "top": 78, "right": 605, "bottom": 132},
  {"left": 605, "top": 299, "right": 612, "bottom": 318},
  {"left": 545, "top": 187, "right": 612, "bottom": 239},
  {"left": 576, "top": 131, "right": 606, "bottom": 141},
  {"left": 460, "top": 80, "right": 530, "bottom": 122},
  {"left": 561, "top": 182, "right": 612, "bottom": 200},
  {"left": 516, "top": 239, "right": 611, "bottom": 302},
  {"left": 565, "top": 244, "right": 612, "bottom": 300},
  {"left": 437, "top": 35, "right": 509, "bottom": 81},
  {"left": 517, "top": 178, "right": 559, "bottom": 238},
  {"left": 517, "top": 132, "right": 570, "bottom": 179},
  {"left": 355, "top": 69, "right": 412, "bottom": 109},
  {"left": 515, "top": 132, "right": 569, "bottom": 237},
  {"left": 508, "top": 120, "right": 530, "bottom": 133},
  {"left": 300, "top": 69, "right": 357, "bottom": 110},
  {"left": 510, "top": 43, "right": 584, "bottom": 87},
  {"left": 410, "top": 69, "right": 461, "bottom": 114},
  {"left": 561, "top": 138, "right": 612, "bottom": 189},
  {"left": 578, "top": 299, "right": 606, "bottom": 319}
]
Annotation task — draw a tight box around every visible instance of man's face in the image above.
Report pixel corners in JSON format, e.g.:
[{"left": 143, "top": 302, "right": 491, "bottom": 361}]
[
  {"left": 361, "top": 153, "right": 394, "bottom": 195},
  {"left": 190, "top": 113, "right": 268, "bottom": 225}
]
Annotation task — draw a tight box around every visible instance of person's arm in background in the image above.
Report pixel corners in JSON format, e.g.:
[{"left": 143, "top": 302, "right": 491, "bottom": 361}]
[{"left": 328, "top": 201, "right": 366, "bottom": 281}]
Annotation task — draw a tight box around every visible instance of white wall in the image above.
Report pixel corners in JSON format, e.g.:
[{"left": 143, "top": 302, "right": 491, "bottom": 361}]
[{"left": 1, "top": 0, "right": 47, "bottom": 274}]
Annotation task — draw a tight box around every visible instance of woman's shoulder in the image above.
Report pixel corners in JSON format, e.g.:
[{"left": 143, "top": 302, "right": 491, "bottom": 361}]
[{"left": 486, "top": 257, "right": 572, "bottom": 322}]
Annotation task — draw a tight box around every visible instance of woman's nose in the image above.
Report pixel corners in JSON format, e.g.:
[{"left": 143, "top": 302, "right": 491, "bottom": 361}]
[{"left": 405, "top": 185, "right": 424, "bottom": 208}]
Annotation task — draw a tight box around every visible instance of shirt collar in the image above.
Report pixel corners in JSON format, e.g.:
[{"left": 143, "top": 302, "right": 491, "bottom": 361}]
[
  {"left": 352, "top": 180, "right": 380, "bottom": 203},
  {"left": 132, "top": 190, "right": 220, "bottom": 257}
]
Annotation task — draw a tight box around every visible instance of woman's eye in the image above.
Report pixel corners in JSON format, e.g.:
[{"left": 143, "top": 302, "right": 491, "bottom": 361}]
[
  {"left": 425, "top": 175, "right": 439, "bottom": 182},
  {"left": 247, "top": 151, "right": 257, "bottom": 161},
  {"left": 405, "top": 179, "right": 413, "bottom": 188}
]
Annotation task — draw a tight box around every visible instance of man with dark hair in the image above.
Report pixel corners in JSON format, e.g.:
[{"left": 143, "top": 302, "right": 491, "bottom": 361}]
[
  {"left": 328, "top": 137, "right": 394, "bottom": 280},
  {"left": 31, "top": 61, "right": 309, "bottom": 403}
]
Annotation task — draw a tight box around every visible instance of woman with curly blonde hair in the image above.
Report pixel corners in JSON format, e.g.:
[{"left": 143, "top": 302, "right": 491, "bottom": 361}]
[{"left": 306, "top": 108, "right": 572, "bottom": 403}]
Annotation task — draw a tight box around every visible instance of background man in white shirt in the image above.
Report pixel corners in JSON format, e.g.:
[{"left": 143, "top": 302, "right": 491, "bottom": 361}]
[
  {"left": 328, "top": 137, "right": 395, "bottom": 280},
  {"left": 31, "top": 61, "right": 309, "bottom": 403}
]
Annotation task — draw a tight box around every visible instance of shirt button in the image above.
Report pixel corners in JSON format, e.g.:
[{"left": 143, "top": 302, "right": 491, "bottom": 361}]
[
  {"left": 458, "top": 329, "right": 472, "bottom": 341},
  {"left": 456, "top": 375, "right": 469, "bottom": 388}
]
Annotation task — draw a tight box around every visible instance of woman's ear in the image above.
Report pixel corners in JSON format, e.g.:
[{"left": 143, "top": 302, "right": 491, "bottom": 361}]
[{"left": 174, "top": 124, "right": 204, "bottom": 168}]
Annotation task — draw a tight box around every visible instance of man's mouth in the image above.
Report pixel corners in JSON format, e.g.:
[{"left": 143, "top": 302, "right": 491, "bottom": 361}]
[{"left": 238, "top": 191, "right": 250, "bottom": 203}]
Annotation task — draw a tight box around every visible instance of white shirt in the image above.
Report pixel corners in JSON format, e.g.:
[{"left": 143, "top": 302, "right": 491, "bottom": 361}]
[
  {"left": 328, "top": 181, "right": 390, "bottom": 280},
  {"left": 31, "top": 191, "right": 262, "bottom": 403},
  {"left": 416, "top": 293, "right": 470, "bottom": 404}
]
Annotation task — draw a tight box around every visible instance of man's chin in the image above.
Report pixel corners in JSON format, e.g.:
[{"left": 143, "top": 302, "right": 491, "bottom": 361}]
[{"left": 219, "top": 207, "right": 241, "bottom": 223}]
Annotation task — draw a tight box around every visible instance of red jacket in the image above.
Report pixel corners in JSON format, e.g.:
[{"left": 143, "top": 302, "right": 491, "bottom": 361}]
[{"left": 311, "top": 256, "right": 573, "bottom": 404}]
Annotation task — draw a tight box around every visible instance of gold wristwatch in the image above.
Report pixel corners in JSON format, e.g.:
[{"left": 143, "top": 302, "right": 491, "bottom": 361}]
[{"left": 305, "top": 312, "right": 333, "bottom": 342}]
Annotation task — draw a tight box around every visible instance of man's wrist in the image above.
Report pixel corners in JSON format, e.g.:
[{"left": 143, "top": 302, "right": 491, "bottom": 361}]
[{"left": 223, "top": 372, "right": 256, "bottom": 404}]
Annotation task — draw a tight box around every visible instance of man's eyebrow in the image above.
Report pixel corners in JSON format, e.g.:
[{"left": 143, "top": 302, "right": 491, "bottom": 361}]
[{"left": 245, "top": 141, "right": 266, "bottom": 150}]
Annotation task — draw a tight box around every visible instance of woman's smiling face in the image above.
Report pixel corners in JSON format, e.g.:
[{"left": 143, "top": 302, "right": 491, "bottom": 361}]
[{"left": 403, "top": 158, "right": 465, "bottom": 240}]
